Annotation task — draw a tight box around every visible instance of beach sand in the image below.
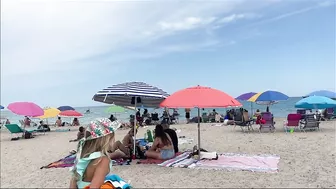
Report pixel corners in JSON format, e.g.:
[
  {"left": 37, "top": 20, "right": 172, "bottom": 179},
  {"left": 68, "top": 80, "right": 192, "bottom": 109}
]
[{"left": 1, "top": 118, "right": 335, "bottom": 188}]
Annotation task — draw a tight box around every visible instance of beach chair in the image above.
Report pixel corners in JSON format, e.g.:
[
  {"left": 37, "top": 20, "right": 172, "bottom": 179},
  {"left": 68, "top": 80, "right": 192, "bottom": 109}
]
[
  {"left": 4, "top": 124, "right": 36, "bottom": 139},
  {"left": 234, "top": 109, "right": 253, "bottom": 132},
  {"left": 151, "top": 113, "right": 159, "bottom": 125},
  {"left": 299, "top": 114, "right": 320, "bottom": 131},
  {"left": 201, "top": 113, "right": 209, "bottom": 123},
  {"left": 325, "top": 108, "right": 335, "bottom": 120},
  {"left": 259, "top": 112, "right": 275, "bottom": 133},
  {"left": 283, "top": 114, "right": 301, "bottom": 133},
  {"left": 296, "top": 109, "right": 306, "bottom": 120}
]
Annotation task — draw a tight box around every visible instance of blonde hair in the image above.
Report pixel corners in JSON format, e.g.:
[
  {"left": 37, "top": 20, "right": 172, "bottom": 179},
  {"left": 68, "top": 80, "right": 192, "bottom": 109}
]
[{"left": 72, "top": 131, "right": 115, "bottom": 181}]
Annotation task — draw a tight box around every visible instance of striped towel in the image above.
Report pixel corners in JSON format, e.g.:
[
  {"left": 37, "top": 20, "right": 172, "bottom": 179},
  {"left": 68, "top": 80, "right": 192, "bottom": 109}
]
[
  {"left": 158, "top": 151, "right": 191, "bottom": 167},
  {"left": 172, "top": 158, "right": 197, "bottom": 168}
]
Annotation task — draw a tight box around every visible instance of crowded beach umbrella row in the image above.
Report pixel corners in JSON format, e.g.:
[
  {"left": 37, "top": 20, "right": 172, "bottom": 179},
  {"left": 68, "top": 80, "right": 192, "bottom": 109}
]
[{"left": 93, "top": 81, "right": 170, "bottom": 158}]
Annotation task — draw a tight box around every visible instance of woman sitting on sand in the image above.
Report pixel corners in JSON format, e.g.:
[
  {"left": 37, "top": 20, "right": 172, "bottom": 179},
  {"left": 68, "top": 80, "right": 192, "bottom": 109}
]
[
  {"left": 145, "top": 124, "right": 175, "bottom": 160},
  {"left": 72, "top": 118, "right": 80, "bottom": 126}
]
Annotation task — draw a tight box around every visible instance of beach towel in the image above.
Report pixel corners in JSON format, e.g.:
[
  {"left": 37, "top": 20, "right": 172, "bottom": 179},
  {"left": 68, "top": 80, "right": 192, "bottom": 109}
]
[
  {"left": 158, "top": 151, "right": 191, "bottom": 167},
  {"left": 190, "top": 153, "right": 280, "bottom": 173},
  {"left": 172, "top": 158, "right": 197, "bottom": 168},
  {"left": 137, "top": 152, "right": 183, "bottom": 165},
  {"left": 40, "top": 154, "right": 76, "bottom": 169},
  {"left": 83, "top": 174, "right": 131, "bottom": 189},
  {"left": 41, "top": 155, "right": 130, "bottom": 169}
]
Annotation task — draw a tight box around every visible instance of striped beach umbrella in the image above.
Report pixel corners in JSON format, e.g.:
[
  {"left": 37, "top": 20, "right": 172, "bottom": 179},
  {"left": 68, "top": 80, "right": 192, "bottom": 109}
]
[
  {"left": 92, "top": 82, "right": 169, "bottom": 108},
  {"left": 93, "top": 81, "right": 169, "bottom": 158}
]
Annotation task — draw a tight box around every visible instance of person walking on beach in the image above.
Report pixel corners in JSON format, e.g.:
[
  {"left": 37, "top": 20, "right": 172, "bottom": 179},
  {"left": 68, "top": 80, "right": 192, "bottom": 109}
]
[{"left": 185, "top": 108, "right": 191, "bottom": 124}]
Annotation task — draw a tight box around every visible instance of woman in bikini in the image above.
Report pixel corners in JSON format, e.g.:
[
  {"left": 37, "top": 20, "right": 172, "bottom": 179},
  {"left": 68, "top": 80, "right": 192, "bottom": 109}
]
[{"left": 145, "top": 124, "right": 175, "bottom": 160}]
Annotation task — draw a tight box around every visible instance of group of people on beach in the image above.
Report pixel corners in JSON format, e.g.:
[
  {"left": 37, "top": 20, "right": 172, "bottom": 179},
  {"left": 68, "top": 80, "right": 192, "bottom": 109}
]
[{"left": 69, "top": 117, "right": 179, "bottom": 189}]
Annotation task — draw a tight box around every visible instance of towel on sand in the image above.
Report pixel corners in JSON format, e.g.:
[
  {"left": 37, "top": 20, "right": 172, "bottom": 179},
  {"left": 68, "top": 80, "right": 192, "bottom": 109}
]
[
  {"left": 40, "top": 154, "right": 76, "bottom": 169},
  {"left": 190, "top": 153, "right": 280, "bottom": 173}
]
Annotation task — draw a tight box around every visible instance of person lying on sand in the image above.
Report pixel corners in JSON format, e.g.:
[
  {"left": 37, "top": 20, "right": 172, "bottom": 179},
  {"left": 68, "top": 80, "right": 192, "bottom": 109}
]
[
  {"left": 145, "top": 124, "right": 175, "bottom": 160},
  {"left": 69, "top": 126, "right": 85, "bottom": 142}
]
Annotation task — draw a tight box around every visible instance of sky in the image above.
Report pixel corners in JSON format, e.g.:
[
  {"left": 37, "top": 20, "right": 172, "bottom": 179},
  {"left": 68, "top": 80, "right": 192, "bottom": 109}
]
[{"left": 1, "top": 0, "right": 335, "bottom": 108}]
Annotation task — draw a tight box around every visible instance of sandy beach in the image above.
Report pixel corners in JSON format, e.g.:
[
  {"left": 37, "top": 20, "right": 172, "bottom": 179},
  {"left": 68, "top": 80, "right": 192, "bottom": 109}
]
[{"left": 1, "top": 118, "right": 335, "bottom": 188}]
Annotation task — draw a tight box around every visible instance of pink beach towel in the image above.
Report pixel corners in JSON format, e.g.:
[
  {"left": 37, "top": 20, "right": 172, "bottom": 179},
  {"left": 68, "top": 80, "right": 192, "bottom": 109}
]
[{"left": 191, "top": 153, "right": 280, "bottom": 173}]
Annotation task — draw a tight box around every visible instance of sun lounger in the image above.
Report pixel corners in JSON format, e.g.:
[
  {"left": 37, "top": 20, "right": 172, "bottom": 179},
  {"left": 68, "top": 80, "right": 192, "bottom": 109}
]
[
  {"left": 5, "top": 124, "right": 37, "bottom": 139},
  {"left": 283, "top": 114, "right": 301, "bottom": 133},
  {"left": 300, "top": 114, "right": 320, "bottom": 131},
  {"left": 259, "top": 112, "right": 275, "bottom": 132}
]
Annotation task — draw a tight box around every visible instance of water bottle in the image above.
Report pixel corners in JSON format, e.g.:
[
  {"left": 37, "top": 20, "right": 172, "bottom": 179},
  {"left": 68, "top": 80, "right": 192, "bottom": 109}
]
[{"left": 144, "top": 132, "right": 147, "bottom": 142}]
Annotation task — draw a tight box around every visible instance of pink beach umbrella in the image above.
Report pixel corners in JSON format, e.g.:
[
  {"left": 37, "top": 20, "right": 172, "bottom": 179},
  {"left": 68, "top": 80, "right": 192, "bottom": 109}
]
[
  {"left": 59, "top": 110, "right": 83, "bottom": 117},
  {"left": 7, "top": 102, "right": 44, "bottom": 117}
]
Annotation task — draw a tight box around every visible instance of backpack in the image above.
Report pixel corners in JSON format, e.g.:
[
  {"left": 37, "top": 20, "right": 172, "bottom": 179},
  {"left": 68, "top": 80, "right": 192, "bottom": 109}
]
[{"left": 24, "top": 131, "right": 33, "bottom": 139}]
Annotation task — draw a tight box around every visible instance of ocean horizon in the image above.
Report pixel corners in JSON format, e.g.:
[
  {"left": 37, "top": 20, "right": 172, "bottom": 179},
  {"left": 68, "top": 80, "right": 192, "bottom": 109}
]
[{"left": 1, "top": 97, "right": 305, "bottom": 125}]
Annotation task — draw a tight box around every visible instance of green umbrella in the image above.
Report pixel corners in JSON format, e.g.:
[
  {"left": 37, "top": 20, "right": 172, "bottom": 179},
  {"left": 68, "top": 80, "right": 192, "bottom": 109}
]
[{"left": 105, "top": 105, "right": 127, "bottom": 114}]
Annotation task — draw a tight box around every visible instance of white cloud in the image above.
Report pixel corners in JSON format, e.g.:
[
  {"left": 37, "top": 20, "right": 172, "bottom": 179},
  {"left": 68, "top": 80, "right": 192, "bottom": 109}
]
[
  {"left": 159, "top": 16, "right": 216, "bottom": 31},
  {"left": 218, "top": 13, "right": 261, "bottom": 23},
  {"left": 0, "top": 0, "right": 278, "bottom": 99}
]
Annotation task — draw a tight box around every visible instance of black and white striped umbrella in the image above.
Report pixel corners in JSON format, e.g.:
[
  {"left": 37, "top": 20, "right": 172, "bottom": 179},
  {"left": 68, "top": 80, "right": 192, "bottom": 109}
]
[{"left": 92, "top": 82, "right": 169, "bottom": 108}]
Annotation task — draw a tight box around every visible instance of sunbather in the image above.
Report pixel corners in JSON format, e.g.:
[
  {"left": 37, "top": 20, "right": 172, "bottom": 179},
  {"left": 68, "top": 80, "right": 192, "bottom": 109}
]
[
  {"left": 108, "top": 128, "right": 138, "bottom": 159},
  {"left": 72, "top": 118, "right": 80, "bottom": 126},
  {"left": 145, "top": 124, "right": 175, "bottom": 160},
  {"left": 69, "top": 126, "right": 85, "bottom": 142},
  {"left": 161, "top": 120, "right": 179, "bottom": 153},
  {"left": 223, "top": 111, "right": 234, "bottom": 125},
  {"left": 56, "top": 117, "right": 62, "bottom": 127}
]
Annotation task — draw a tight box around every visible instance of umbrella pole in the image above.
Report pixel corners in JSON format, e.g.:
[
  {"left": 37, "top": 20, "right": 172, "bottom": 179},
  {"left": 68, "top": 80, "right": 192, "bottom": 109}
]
[
  {"left": 250, "top": 102, "right": 253, "bottom": 118},
  {"left": 133, "top": 100, "right": 137, "bottom": 158},
  {"left": 197, "top": 107, "right": 201, "bottom": 160}
]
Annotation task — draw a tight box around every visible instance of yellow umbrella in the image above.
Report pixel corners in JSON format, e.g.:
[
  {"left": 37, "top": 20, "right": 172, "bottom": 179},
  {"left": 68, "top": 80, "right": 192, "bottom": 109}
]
[{"left": 37, "top": 107, "right": 61, "bottom": 119}]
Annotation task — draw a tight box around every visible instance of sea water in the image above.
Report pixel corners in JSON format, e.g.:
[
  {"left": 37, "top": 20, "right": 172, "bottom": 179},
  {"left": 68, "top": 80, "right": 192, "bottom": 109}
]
[{"left": 0, "top": 97, "right": 303, "bottom": 125}]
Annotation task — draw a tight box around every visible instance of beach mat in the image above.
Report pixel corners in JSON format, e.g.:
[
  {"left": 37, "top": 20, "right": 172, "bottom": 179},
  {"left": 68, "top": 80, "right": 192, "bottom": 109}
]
[
  {"left": 41, "top": 155, "right": 130, "bottom": 169},
  {"left": 40, "top": 154, "right": 75, "bottom": 169},
  {"left": 137, "top": 152, "right": 183, "bottom": 165},
  {"left": 158, "top": 151, "right": 191, "bottom": 167},
  {"left": 190, "top": 153, "right": 280, "bottom": 173}
]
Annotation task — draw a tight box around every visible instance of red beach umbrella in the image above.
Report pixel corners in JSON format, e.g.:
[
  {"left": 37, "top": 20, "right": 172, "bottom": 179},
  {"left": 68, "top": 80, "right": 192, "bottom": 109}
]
[
  {"left": 59, "top": 110, "right": 83, "bottom": 117},
  {"left": 160, "top": 85, "right": 241, "bottom": 108},
  {"left": 160, "top": 85, "right": 242, "bottom": 159}
]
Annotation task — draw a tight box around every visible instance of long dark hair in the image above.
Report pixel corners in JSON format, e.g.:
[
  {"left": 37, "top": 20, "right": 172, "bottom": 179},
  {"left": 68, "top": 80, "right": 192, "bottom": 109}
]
[{"left": 155, "top": 124, "right": 171, "bottom": 146}]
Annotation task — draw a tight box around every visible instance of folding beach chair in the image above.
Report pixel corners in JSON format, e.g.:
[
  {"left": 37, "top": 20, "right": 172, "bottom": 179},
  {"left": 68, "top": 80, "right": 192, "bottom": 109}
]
[
  {"left": 325, "top": 108, "right": 335, "bottom": 120},
  {"left": 300, "top": 114, "right": 320, "bottom": 132},
  {"left": 283, "top": 114, "right": 301, "bottom": 133},
  {"left": 259, "top": 112, "right": 275, "bottom": 133},
  {"left": 234, "top": 109, "right": 253, "bottom": 132},
  {"left": 296, "top": 109, "right": 306, "bottom": 120},
  {"left": 151, "top": 113, "right": 160, "bottom": 125}
]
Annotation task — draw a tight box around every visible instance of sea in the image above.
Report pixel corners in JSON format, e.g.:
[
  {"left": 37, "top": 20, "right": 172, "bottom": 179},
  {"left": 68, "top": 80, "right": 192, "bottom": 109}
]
[{"left": 0, "top": 97, "right": 303, "bottom": 125}]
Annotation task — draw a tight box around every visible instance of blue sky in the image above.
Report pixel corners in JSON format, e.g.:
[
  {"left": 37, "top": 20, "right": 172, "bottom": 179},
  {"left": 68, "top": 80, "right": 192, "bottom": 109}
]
[{"left": 1, "top": 0, "right": 335, "bottom": 107}]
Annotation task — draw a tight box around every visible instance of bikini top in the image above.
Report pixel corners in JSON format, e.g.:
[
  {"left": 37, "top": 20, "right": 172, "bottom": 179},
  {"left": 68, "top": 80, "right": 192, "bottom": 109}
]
[{"left": 74, "top": 152, "right": 113, "bottom": 189}]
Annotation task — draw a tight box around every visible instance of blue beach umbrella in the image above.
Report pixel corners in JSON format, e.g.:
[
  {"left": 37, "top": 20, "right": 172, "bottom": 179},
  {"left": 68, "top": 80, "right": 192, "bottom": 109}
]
[
  {"left": 0, "top": 105, "right": 4, "bottom": 109},
  {"left": 295, "top": 96, "right": 336, "bottom": 109},
  {"left": 248, "top": 90, "right": 289, "bottom": 111},
  {"left": 306, "top": 90, "right": 336, "bottom": 99},
  {"left": 248, "top": 90, "right": 289, "bottom": 103},
  {"left": 57, "top": 106, "right": 75, "bottom": 111},
  {"left": 236, "top": 92, "right": 257, "bottom": 115}
]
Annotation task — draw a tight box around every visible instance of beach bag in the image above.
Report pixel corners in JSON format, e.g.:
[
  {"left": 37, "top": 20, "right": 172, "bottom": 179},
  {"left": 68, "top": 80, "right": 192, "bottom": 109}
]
[{"left": 24, "top": 131, "right": 33, "bottom": 139}]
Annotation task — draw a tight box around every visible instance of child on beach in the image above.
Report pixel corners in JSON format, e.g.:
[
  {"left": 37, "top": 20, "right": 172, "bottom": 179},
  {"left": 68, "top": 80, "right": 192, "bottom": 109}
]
[{"left": 69, "top": 118, "right": 122, "bottom": 189}]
